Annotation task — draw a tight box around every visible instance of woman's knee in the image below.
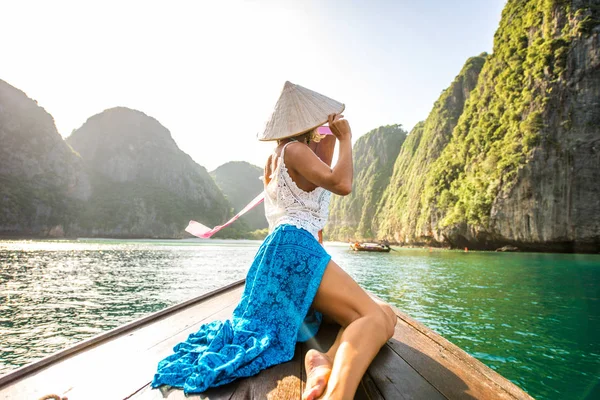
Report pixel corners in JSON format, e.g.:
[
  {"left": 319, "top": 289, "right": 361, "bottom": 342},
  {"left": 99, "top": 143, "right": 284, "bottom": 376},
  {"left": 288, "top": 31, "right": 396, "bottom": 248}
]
[
  {"left": 378, "top": 303, "right": 396, "bottom": 339},
  {"left": 371, "top": 299, "right": 396, "bottom": 338},
  {"left": 361, "top": 306, "right": 395, "bottom": 343}
]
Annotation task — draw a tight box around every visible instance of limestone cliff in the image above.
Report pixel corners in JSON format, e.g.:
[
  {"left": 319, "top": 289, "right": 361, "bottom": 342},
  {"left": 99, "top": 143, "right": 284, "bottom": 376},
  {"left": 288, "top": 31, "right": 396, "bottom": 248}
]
[
  {"left": 484, "top": 0, "right": 600, "bottom": 252},
  {"left": 375, "top": 55, "right": 487, "bottom": 244},
  {"left": 0, "top": 79, "right": 90, "bottom": 237},
  {"left": 326, "top": 125, "right": 407, "bottom": 240},
  {"left": 418, "top": 0, "right": 600, "bottom": 252},
  {"left": 332, "top": 1, "right": 600, "bottom": 252},
  {"left": 66, "top": 107, "right": 231, "bottom": 238}
]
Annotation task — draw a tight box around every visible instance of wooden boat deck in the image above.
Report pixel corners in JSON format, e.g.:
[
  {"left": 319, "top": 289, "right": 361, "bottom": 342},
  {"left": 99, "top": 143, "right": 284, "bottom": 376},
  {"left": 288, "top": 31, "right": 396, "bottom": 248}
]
[{"left": 0, "top": 280, "right": 533, "bottom": 400}]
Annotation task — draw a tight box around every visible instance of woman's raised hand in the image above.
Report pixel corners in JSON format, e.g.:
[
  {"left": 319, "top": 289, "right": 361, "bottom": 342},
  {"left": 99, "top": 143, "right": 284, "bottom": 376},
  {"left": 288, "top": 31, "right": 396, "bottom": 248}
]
[{"left": 328, "top": 113, "right": 352, "bottom": 142}]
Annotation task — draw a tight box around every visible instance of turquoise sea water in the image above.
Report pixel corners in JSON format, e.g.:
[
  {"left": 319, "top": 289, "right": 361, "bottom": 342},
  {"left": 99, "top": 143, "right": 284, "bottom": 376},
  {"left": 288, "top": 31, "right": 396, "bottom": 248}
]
[{"left": 0, "top": 239, "right": 598, "bottom": 399}]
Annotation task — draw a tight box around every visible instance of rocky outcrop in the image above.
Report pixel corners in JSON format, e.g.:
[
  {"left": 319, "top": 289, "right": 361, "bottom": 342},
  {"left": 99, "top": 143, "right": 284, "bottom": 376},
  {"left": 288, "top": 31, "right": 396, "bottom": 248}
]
[
  {"left": 486, "top": 3, "right": 600, "bottom": 252},
  {"left": 211, "top": 161, "right": 267, "bottom": 231},
  {"left": 419, "top": 0, "right": 600, "bottom": 252},
  {"left": 66, "top": 107, "right": 231, "bottom": 238},
  {"left": 331, "top": 1, "right": 600, "bottom": 252},
  {"left": 327, "top": 125, "right": 407, "bottom": 240},
  {"left": 0, "top": 79, "right": 90, "bottom": 237},
  {"left": 375, "top": 55, "right": 487, "bottom": 245}
]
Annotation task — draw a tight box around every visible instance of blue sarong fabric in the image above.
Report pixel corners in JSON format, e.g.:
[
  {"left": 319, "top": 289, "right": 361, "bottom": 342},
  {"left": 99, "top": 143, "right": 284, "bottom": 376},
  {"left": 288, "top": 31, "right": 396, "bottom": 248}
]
[{"left": 151, "top": 224, "right": 331, "bottom": 394}]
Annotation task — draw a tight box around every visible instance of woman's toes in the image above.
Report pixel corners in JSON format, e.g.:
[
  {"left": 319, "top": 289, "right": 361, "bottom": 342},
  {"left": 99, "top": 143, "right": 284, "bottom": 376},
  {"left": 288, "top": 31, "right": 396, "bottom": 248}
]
[{"left": 303, "top": 386, "right": 321, "bottom": 400}]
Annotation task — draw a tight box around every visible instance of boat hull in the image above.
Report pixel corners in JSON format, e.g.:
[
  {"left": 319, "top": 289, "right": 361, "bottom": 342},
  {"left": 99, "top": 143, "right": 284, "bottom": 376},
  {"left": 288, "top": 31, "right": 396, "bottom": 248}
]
[{"left": 0, "top": 280, "right": 533, "bottom": 399}]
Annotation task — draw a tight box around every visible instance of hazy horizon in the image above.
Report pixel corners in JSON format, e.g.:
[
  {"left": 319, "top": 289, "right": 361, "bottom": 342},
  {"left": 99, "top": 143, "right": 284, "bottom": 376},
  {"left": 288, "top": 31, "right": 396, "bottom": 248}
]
[{"left": 2, "top": 0, "right": 506, "bottom": 170}]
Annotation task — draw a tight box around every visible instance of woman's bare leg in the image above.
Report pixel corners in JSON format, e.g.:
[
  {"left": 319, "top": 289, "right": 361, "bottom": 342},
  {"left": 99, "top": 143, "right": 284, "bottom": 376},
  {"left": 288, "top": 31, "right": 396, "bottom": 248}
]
[
  {"left": 304, "top": 300, "right": 395, "bottom": 399},
  {"left": 302, "top": 260, "right": 396, "bottom": 400}
]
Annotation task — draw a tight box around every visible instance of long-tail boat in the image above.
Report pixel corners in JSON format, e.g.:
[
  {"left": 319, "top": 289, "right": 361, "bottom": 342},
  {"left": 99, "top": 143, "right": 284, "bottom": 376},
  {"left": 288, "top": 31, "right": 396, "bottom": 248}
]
[
  {"left": 351, "top": 242, "right": 392, "bottom": 253},
  {"left": 0, "top": 280, "right": 533, "bottom": 399}
]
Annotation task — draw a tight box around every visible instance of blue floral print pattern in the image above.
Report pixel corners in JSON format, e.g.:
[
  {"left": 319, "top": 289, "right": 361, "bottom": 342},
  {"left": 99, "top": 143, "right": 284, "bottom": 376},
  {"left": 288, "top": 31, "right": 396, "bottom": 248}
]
[{"left": 151, "top": 224, "right": 331, "bottom": 394}]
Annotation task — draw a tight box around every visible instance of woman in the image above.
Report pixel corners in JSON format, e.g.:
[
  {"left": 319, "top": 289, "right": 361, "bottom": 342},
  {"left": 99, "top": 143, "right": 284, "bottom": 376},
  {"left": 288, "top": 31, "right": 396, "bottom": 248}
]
[{"left": 152, "top": 82, "right": 396, "bottom": 400}]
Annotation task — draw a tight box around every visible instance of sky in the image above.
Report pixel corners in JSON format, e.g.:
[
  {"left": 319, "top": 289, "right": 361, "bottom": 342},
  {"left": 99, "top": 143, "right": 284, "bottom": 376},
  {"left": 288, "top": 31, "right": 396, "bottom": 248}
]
[{"left": 1, "top": 0, "right": 506, "bottom": 171}]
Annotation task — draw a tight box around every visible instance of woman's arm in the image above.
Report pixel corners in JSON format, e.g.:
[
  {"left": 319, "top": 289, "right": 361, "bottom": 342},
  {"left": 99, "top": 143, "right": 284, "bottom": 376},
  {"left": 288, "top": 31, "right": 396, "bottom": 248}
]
[
  {"left": 285, "top": 114, "right": 353, "bottom": 196},
  {"left": 310, "top": 135, "right": 335, "bottom": 167},
  {"left": 311, "top": 132, "right": 337, "bottom": 244}
]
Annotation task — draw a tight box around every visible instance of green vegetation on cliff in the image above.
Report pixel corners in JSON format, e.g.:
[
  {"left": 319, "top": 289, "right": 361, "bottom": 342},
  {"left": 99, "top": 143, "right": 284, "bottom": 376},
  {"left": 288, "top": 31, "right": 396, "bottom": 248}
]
[
  {"left": 327, "top": 125, "right": 407, "bottom": 240},
  {"left": 3, "top": 1, "right": 598, "bottom": 248},
  {"left": 375, "top": 55, "right": 487, "bottom": 243},
  {"left": 335, "top": 0, "right": 600, "bottom": 251},
  {"left": 421, "top": 0, "right": 600, "bottom": 239}
]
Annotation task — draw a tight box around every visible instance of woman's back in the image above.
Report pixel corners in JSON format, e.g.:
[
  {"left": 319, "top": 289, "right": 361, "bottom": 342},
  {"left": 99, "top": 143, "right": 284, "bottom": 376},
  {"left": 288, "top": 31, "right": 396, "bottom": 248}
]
[{"left": 264, "top": 141, "right": 331, "bottom": 240}]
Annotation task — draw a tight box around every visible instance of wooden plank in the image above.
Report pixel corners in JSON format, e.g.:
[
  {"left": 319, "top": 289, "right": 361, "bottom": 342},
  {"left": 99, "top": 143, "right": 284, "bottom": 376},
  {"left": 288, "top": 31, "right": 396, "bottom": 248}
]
[
  {"left": 386, "top": 307, "right": 534, "bottom": 400},
  {"left": 229, "top": 346, "right": 302, "bottom": 400},
  {"left": 358, "top": 373, "right": 385, "bottom": 400},
  {"left": 0, "top": 283, "right": 245, "bottom": 400},
  {"left": 367, "top": 342, "right": 446, "bottom": 400},
  {"left": 5, "top": 302, "right": 239, "bottom": 400},
  {"left": 71, "top": 304, "right": 240, "bottom": 400},
  {"left": 128, "top": 381, "right": 238, "bottom": 400}
]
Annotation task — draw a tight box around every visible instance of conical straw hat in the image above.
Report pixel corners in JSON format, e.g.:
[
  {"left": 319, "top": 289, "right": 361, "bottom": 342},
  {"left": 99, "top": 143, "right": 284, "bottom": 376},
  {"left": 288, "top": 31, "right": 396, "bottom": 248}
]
[{"left": 258, "top": 81, "right": 345, "bottom": 141}]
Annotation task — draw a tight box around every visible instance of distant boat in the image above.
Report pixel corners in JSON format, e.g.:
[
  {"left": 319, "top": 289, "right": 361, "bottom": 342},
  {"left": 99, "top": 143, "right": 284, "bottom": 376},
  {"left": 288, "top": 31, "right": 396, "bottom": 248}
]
[{"left": 351, "top": 242, "right": 391, "bottom": 253}]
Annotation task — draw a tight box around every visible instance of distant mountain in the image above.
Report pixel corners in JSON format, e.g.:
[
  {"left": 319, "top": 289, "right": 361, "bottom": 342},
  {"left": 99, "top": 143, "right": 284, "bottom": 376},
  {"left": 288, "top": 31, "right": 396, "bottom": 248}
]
[
  {"left": 66, "top": 107, "right": 231, "bottom": 238},
  {"left": 0, "top": 81, "right": 248, "bottom": 239},
  {"left": 326, "top": 124, "right": 407, "bottom": 240},
  {"left": 211, "top": 161, "right": 267, "bottom": 231},
  {"left": 0, "top": 79, "right": 90, "bottom": 237}
]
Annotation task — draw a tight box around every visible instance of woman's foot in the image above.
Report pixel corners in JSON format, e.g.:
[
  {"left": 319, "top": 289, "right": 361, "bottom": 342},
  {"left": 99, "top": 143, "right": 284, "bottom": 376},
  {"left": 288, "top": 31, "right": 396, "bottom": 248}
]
[{"left": 303, "top": 349, "right": 333, "bottom": 400}]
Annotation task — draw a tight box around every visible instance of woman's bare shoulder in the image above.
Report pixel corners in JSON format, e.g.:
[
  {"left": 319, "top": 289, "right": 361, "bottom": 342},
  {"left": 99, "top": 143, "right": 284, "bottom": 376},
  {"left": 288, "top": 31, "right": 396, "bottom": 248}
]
[{"left": 282, "top": 141, "right": 313, "bottom": 163}]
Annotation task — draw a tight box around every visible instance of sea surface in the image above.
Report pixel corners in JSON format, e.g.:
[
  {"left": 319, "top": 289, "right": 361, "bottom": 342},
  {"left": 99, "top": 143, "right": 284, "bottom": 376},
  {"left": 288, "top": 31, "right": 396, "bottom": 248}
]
[{"left": 0, "top": 239, "right": 598, "bottom": 399}]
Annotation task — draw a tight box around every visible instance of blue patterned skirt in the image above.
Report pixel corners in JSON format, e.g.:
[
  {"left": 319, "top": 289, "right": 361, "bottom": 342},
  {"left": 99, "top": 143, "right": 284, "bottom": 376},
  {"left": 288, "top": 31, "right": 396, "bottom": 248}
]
[{"left": 151, "top": 224, "right": 331, "bottom": 394}]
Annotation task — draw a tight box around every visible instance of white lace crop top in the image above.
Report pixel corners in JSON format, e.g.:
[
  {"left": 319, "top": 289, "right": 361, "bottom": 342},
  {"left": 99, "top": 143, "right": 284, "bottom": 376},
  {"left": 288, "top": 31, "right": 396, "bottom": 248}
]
[{"left": 264, "top": 141, "right": 332, "bottom": 240}]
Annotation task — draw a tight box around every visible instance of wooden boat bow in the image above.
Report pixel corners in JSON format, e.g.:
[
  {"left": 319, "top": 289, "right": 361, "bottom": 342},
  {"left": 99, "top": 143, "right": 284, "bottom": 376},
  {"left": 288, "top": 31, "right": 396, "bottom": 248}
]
[{"left": 0, "top": 280, "right": 532, "bottom": 399}]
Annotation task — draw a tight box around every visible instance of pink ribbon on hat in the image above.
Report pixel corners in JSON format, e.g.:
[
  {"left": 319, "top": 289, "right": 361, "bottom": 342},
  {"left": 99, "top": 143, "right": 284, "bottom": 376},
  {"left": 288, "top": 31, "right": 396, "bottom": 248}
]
[{"left": 317, "top": 126, "right": 332, "bottom": 135}]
